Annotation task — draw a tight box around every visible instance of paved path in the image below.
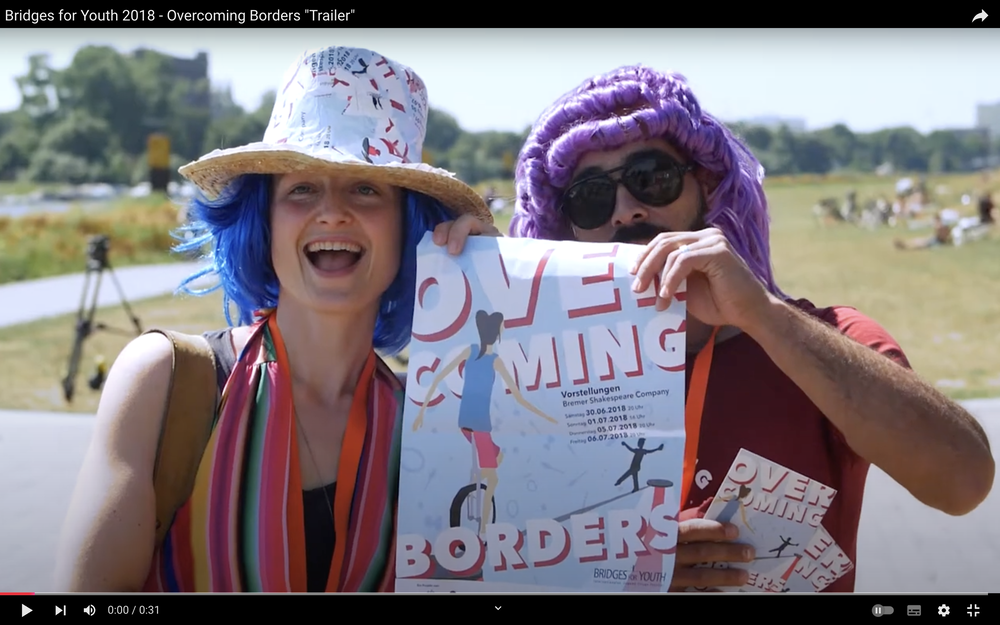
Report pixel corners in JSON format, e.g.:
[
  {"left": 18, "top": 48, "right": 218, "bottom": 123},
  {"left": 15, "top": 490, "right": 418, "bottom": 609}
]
[
  {"left": 1, "top": 401, "right": 997, "bottom": 593},
  {"left": 0, "top": 262, "right": 207, "bottom": 328}
]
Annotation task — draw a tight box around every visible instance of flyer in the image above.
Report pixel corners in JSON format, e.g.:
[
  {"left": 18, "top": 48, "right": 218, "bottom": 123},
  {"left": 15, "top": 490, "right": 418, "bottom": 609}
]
[
  {"left": 778, "top": 525, "right": 854, "bottom": 592},
  {"left": 395, "top": 233, "right": 688, "bottom": 592},
  {"left": 695, "top": 448, "right": 838, "bottom": 592}
]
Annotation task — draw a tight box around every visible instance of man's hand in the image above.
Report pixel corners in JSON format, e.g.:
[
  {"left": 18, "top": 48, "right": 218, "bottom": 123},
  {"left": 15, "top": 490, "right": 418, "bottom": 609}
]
[
  {"left": 432, "top": 213, "right": 502, "bottom": 255},
  {"left": 629, "top": 228, "right": 774, "bottom": 331},
  {"left": 669, "top": 519, "right": 755, "bottom": 591}
]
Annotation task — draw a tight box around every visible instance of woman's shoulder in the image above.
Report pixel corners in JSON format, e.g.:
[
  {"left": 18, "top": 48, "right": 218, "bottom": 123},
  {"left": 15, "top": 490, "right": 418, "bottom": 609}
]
[
  {"left": 114, "top": 331, "right": 176, "bottom": 378},
  {"left": 100, "top": 332, "right": 177, "bottom": 417}
]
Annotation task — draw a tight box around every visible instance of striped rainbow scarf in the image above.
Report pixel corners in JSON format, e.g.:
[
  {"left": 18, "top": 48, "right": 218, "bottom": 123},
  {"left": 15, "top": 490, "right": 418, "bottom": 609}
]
[{"left": 143, "top": 312, "right": 404, "bottom": 592}]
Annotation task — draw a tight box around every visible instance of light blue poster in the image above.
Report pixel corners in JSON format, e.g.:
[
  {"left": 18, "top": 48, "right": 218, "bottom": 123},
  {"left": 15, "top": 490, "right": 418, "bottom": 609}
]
[{"left": 395, "top": 233, "right": 687, "bottom": 592}]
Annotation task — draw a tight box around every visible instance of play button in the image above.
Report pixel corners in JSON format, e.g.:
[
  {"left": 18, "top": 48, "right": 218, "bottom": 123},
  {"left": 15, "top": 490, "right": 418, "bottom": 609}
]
[{"left": 22, "top": 605, "right": 31, "bottom": 616}]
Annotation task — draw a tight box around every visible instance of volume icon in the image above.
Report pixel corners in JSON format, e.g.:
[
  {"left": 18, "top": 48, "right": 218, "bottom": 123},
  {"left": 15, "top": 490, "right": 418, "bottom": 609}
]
[{"left": 84, "top": 605, "right": 96, "bottom": 616}]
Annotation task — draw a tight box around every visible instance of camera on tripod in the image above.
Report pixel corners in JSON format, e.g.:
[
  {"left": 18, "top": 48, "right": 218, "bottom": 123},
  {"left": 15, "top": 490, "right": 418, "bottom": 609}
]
[
  {"left": 86, "top": 234, "right": 110, "bottom": 268},
  {"left": 61, "top": 234, "right": 143, "bottom": 403}
]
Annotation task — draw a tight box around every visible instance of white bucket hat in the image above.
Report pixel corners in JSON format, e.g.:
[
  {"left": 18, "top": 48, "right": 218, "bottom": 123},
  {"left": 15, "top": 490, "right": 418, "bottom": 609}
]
[{"left": 179, "top": 46, "right": 492, "bottom": 224}]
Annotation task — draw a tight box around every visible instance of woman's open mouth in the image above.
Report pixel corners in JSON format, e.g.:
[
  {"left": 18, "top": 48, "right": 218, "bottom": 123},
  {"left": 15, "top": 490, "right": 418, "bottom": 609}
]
[{"left": 304, "top": 240, "right": 365, "bottom": 275}]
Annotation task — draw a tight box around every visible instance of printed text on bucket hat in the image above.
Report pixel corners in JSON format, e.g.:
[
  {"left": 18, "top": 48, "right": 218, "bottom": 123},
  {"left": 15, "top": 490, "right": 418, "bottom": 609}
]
[{"left": 179, "top": 46, "right": 491, "bottom": 223}]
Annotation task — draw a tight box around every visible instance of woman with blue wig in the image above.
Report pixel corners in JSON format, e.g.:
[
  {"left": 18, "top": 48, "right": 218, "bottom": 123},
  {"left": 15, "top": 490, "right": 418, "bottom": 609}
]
[{"left": 54, "top": 45, "right": 498, "bottom": 592}]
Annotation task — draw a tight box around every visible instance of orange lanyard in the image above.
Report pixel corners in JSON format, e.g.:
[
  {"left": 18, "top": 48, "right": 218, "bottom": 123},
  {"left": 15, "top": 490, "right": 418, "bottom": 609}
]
[{"left": 679, "top": 326, "right": 719, "bottom": 507}]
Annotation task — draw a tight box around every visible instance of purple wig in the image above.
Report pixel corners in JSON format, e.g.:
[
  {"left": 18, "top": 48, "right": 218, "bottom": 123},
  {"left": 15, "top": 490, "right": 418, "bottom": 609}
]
[{"left": 510, "top": 65, "right": 785, "bottom": 298}]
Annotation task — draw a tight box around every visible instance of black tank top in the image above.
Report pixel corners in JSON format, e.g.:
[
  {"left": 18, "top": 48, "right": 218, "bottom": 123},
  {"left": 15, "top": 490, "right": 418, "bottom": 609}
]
[{"left": 202, "top": 328, "right": 336, "bottom": 592}]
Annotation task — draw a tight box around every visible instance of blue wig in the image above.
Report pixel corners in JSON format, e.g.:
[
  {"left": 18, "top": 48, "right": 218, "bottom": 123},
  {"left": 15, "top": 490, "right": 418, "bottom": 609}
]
[{"left": 173, "top": 173, "right": 454, "bottom": 356}]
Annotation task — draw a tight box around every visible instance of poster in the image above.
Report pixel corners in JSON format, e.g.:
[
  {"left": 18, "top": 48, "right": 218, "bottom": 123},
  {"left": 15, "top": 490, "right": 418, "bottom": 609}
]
[{"left": 395, "top": 233, "right": 688, "bottom": 592}]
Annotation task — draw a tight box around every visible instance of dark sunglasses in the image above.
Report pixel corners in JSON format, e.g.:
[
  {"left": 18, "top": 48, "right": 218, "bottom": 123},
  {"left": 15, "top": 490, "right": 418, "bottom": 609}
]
[{"left": 559, "top": 150, "right": 695, "bottom": 230}]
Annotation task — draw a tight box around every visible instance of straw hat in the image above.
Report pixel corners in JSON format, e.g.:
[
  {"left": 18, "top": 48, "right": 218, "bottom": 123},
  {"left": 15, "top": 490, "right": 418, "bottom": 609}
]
[{"left": 179, "top": 46, "right": 492, "bottom": 224}]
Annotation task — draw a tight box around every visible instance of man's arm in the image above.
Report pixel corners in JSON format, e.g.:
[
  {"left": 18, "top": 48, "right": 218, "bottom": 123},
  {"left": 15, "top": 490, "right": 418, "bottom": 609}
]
[{"left": 744, "top": 297, "right": 994, "bottom": 516}]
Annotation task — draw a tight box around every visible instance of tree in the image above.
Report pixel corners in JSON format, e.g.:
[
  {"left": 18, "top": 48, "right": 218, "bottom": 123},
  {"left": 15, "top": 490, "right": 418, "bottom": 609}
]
[
  {"left": 813, "top": 124, "right": 856, "bottom": 169},
  {"left": 425, "top": 108, "right": 462, "bottom": 153},
  {"left": 15, "top": 54, "right": 58, "bottom": 126},
  {"left": 0, "top": 110, "right": 38, "bottom": 180},
  {"left": 54, "top": 46, "right": 145, "bottom": 154},
  {"left": 27, "top": 111, "right": 124, "bottom": 183}
]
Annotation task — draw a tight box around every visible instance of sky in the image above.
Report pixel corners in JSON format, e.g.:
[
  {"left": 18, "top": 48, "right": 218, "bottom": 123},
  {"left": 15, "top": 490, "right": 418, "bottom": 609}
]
[{"left": 0, "top": 29, "right": 998, "bottom": 135}]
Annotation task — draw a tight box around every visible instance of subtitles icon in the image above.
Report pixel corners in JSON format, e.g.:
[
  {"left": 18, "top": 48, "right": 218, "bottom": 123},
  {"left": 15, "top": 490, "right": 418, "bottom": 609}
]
[{"left": 907, "top": 606, "right": 921, "bottom": 616}]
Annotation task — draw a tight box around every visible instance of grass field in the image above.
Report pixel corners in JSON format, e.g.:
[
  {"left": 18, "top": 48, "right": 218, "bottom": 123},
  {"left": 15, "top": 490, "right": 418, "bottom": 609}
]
[
  {"left": 0, "top": 196, "right": 184, "bottom": 283},
  {"left": 0, "top": 171, "right": 997, "bottom": 412}
]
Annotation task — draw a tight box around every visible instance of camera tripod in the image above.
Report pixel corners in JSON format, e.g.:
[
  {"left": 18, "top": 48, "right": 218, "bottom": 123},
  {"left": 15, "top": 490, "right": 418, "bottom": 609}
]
[{"left": 61, "top": 235, "right": 143, "bottom": 403}]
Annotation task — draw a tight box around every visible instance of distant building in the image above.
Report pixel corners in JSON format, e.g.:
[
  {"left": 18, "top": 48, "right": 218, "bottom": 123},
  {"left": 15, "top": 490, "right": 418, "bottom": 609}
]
[
  {"left": 132, "top": 49, "right": 208, "bottom": 81},
  {"left": 741, "top": 116, "right": 807, "bottom": 133},
  {"left": 975, "top": 102, "right": 1000, "bottom": 140},
  {"left": 131, "top": 49, "right": 210, "bottom": 108}
]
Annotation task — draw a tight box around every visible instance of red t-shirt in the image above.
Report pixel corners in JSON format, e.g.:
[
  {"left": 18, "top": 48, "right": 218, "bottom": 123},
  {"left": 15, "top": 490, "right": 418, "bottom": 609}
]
[{"left": 679, "top": 298, "right": 911, "bottom": 593}]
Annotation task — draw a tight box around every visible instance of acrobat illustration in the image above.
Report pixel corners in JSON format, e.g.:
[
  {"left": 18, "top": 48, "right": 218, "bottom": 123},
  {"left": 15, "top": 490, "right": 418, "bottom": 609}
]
[
  {"left": 615, "top": 438, "right": 664, "bottom": 493},
  {"left": 770, "top": 536, "right": 798, "bottom": 558},
  {"left": 413, "top": 310, "right": 558, "bottom": 536},
  {"left": 714, "top": 484, "right": 756, "bottom": 535}
]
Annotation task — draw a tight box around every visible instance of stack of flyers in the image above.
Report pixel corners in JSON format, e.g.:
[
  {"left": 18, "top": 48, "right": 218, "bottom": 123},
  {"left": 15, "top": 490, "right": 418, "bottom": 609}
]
[{"left": 688, "top": 448, "right": 854, "bottom": 593}]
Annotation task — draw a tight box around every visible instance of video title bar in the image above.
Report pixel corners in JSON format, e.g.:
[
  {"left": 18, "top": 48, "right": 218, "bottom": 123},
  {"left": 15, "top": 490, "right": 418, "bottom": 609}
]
[
  {"left": 1, "top": 8, "right": 996, "bottom": 28},
  {"left": 4, "top": 592, "right": 992, "bottom": 620}
]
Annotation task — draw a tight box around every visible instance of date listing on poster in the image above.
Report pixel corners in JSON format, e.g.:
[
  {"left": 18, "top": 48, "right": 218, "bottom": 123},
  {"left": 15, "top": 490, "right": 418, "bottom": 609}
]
[
  {"left": 4, "top": 9, "right": 355, "bottom": 24},
  {"left": 563, "top": 385, "right": 665, "bottom": 446}
]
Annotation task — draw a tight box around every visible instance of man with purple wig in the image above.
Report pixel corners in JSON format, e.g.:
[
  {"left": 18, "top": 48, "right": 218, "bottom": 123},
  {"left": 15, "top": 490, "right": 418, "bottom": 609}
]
[{"left": 508, "top": 66, "right": 994, "bottom": 592}]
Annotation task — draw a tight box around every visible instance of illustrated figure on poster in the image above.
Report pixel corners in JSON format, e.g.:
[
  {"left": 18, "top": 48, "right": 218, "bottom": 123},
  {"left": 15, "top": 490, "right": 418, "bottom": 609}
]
[
  {"left": 714, "top": 484, "right": 756, "bottom": 535},
  {"left": 351, "top": 57, "right": 369, "bottom": 76},
  {"left": 769, "top": 536, "right": 798, "bottom": 558},
  {"left": 413, "top": 309, "right": 558, "bottom": 535},
  {"left": 615, "top": 438, "right": 664, "bottom": 493}
]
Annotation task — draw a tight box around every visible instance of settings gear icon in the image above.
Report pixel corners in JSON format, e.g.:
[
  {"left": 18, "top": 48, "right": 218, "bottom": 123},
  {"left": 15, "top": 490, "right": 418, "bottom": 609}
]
[{"left": 938, "top": 605, "right": 950, "bottom": 616}]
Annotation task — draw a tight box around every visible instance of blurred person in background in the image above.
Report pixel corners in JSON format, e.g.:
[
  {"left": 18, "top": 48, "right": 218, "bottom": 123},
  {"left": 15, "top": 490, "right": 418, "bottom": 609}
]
[
  {"left": 893, "top": 211, "right": 953, "bottom": 250},
  {"left": 978, "top": 190, "right": 994, "bottom": 225}
]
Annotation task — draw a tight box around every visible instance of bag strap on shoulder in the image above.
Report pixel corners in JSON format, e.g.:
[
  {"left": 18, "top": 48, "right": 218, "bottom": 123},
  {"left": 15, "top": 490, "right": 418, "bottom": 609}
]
[{"left": 145, "top": 329, "right": 218, "bottom": 545}]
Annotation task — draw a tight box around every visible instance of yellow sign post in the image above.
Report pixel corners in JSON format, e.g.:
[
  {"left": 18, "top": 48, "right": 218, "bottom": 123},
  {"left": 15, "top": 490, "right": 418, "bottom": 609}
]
[
  {"left": 147, "top": 133, "right": 170, "bottom": 192},
  {"left": 502, "top": 151, "right": 514, "bottom": 175}
]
